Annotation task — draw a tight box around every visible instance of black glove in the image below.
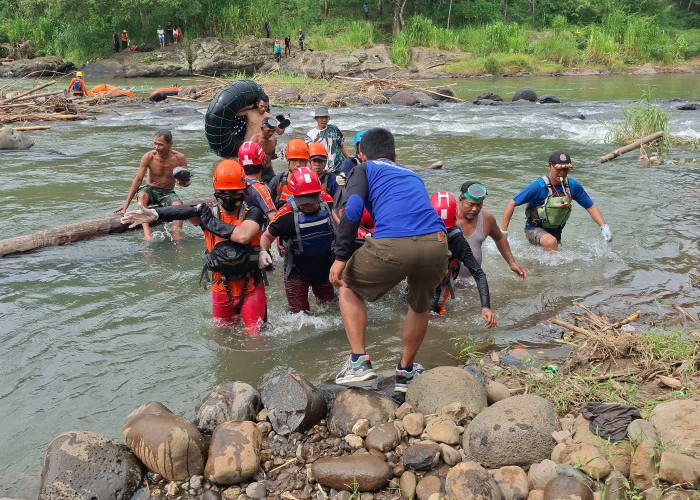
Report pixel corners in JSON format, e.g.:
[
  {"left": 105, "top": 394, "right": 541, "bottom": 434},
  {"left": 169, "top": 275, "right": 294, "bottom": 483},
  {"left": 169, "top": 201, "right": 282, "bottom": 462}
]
[
  {"left": 276, "top": 114, "right": 291, "bottom": 130},
  {"left": 172, "top": 166, "right": 191, "bottom": 183},
  {"left": 196, "top": 204, "right": 235, "bottom": 239}
]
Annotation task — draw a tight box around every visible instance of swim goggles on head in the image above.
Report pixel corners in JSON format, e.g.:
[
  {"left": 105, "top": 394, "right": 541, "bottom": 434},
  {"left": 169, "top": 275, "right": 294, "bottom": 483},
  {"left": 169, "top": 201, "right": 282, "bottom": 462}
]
[{"left": 463, "top": 183, "right": 488, "bottom": 202}]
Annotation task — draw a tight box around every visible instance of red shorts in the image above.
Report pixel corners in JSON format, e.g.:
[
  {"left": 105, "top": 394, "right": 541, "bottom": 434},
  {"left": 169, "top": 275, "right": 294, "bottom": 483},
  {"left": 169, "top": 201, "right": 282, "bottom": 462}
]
[
  {"left": 283, "top": 273, "right": 336, "bottom": 314},
  {"left": 212, "top": 283, "right": 267, "bottom": 334}
]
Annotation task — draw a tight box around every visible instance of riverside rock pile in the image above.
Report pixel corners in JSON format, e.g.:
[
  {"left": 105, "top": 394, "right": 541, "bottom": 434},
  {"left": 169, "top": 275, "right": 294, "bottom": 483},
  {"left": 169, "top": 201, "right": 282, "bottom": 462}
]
[{"left": 37, "top": 364, "right": 700, "bottom": 500}]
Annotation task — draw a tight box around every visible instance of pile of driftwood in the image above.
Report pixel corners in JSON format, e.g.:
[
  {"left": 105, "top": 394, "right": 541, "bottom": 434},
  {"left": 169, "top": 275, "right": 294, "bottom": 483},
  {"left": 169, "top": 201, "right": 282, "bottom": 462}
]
[
  {"left": 0, "top": 77, "right": 130, "bottom": 125},
  {"left": 173, "top": 73, "right": 464, "bottom": 105}
]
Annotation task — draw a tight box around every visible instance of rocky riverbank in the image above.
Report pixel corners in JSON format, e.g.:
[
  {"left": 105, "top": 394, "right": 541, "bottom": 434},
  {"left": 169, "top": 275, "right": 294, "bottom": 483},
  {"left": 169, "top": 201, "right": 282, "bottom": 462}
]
[
  {"left": 2, "top": 36, "right": 700, "bottom": 80},
  {"left": 32, "top": 309, "right": 700, "bottom": 500}
]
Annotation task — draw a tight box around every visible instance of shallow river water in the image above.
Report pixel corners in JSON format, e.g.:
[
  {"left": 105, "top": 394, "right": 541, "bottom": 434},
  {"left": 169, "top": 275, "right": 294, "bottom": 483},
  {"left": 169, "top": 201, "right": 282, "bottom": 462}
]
[{"left": 1, "top": 74, "right": 699, "bottom": 496}]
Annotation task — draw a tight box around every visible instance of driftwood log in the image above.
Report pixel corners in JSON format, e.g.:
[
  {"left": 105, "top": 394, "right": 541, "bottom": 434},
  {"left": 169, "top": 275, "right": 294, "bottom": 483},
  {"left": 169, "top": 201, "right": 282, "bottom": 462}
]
[
  {"left": 598, "top": 131, "right": 665, "bottom": 163},
  {"left": 0, "top": 196, "right": 215, "bottom": 257}
]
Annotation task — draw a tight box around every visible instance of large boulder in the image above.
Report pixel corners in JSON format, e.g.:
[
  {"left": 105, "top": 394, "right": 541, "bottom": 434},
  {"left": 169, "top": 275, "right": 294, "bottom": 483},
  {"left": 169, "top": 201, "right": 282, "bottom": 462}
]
[
  {"left": 204, "top": 421, "right": 262, "bottom": 485},
  {"left": 0, "top": 56, "right": 73, "bottom": 78},
  {"left": 283, "top": 45, "right": 397, "bottom": 78},
  {"left": 39, "top": 430, "right": 143, "bottom": 500},
  {"left": 327, "top": 388, "right": 397, "bottom": 436},
  {"left": 123, "top": 401, "right": 207, "bottom": 480},
  {"left": 260, "top": 372, "right": 327, "bottom": 436},
  {"left": 649, "top": 400, "right": 700, "bottom": 456},
  {"left": 512, "top": 87, "right": 537, "bottom": 102},
  {"left": 462, "top": 394, "right": 559, "bottom": 468},
  {"left": 310, "top": 455, "right": 392, "bottom": 492},
  {"left": 406, "top": 366, "right": 487, "bottom": 416},
  {"left": 408, "top": 46, "right": 461, "bottom": 74},
  {"left": 190, "top": 37, "right": 269, "bottom": 74},
  {"left": 85, "top": 46, "right": 188, "bottom": 79},
  {"left": 195, "top": 380, "right": 262, "bottom": 434},
  {"left": 0, "top": 128, "right": 34, "bottom": 150}
]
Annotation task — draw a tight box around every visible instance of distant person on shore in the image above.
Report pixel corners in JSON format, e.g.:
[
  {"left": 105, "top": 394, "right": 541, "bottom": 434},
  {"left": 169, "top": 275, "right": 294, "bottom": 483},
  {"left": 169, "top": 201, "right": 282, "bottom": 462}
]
[
  {"left": 120, "top": 160, "right": 269, "bottom": 334},
  {"left": 113, "top": 129, "right": 190, "bottom": 241},
  {"left": 157, "top": 25, "right": 165, "bottom": 48},
  {"left": 428, "top": 191, "right": 496, "bottom": 325},
  {"left": 284, "top": 35, "right": 291, "bottom": 57},
  {"left": 363, "top": 2, "right": 369, "bottom": 18},
  {"left": 250, "top": 117, "right": 279, "bottom": 184},
  {"left": 112, "top": 31, "right": 120, "bottom": 53},
  {"left": 457, "top": 181, "right": 526, "bottom": 280},
  {"left": 501, "top": 151, "right": 612, "bottom": 251},
  {"left": 67, "top": 71, "right": 88, "bottom": 98},
  {"left": 166, "top": 22, "right": 174, "bottom": 44},
  {"left": 173, "top": 26, "right": 182, "bottom": 43},
  {"left": 264, "top": 19, "right": 271, "bottom": 38},
  {"left": 121, "top": 30, "right": 130, "bottom": 50},
  {"left": 236, "top": 94, "right": 289, "bottom": 142},
  {"left": 329, "top": 128, "right": 450, "bottom": 392},
  {"left": 305, "top": 106, "right": 350, "bottom": 175},
  {"left": 274, "top": 38, "right": 281, "bottom": 63},
  {"left": 298, "top": 28, "right": 305, "bottom": 51}
]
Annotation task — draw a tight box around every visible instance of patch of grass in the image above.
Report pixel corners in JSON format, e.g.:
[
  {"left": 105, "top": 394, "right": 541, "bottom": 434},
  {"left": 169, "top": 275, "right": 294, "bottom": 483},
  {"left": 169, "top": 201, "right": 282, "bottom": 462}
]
[
  {"left": 390, "top": 32, "right": 410, "bottom": 67},
  {"left": 443, "top": 52, "right": 538, "bottom": 75},
  {"left": 604, "top": 88, "right": 673, "bottom": 153},
  {"left": 252, "top": 72, "right": 332, "bottom": 97}
]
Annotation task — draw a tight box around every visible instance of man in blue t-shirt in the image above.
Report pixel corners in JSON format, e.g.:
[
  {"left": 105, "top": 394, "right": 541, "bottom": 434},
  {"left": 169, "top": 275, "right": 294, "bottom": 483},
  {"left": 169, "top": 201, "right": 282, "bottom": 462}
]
[
  {"left": 500, "top": 151, "right": 612, "bottom": 252},
  {"left": 329, "top": 127, "right": 450, "bottom": 393}
]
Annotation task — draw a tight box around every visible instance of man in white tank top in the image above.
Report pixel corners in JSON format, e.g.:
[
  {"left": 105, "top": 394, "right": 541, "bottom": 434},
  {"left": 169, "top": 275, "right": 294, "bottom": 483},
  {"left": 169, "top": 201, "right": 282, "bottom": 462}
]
[{"left": 457, "top": 181, "right": 527, "bottom": 280}]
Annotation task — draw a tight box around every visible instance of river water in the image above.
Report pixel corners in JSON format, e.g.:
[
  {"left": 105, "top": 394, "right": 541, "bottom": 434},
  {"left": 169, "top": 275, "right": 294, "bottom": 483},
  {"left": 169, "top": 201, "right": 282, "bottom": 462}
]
[{"left": 1, "top": 74, "right": 699, "bottom": 496}]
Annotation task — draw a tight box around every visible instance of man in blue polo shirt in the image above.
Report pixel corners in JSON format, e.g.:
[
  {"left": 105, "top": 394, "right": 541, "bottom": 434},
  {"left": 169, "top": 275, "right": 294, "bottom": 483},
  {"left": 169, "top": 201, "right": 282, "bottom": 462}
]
[
  {"left": 329, "top": 127, "right": 450, "bottom": 393},
  {"left": 500, "top": 151, "right": 612, "bottom": 251}
]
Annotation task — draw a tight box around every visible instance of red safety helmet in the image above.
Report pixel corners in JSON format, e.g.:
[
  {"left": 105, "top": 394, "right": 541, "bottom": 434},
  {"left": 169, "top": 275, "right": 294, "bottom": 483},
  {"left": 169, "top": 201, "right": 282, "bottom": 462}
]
[
  {"left": 238, "top": 141, "right": 266, "bottom": 166},
  {"left": 308, "top": 142, "right": 328, "bottom": 158},
  {"left": 289, "top": 167, "right": 322, "bottom": 196},
  {"left": 212, "top": 159, "right": 247, "bottom": 190},
  {"left": 285, "top": 138, "right": 310, "bottom": 160},
  {"left": 430, "top": 191, "right": 458, "bottom": 229}
]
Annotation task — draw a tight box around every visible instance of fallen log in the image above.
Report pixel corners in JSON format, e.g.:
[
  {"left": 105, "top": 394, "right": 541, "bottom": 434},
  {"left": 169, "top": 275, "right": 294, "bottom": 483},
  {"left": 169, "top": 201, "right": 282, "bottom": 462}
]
[
  {"left": 3, "top": 80, "right": 58, "bottom": 103},
  {"left": 0, "top": 196, "right": 215, "bottom": 257},
  {"left": 598, "top": 131, "right": 665, "bottom": 163},
  {"left": 12, "top": 125, "right": 51, "bottom": 131},
  {"left": 548, "top": 318, "right": 594, "bottom": 336},
  {"left": 1, "top": 113, "right": 94, "bottom": 124}
]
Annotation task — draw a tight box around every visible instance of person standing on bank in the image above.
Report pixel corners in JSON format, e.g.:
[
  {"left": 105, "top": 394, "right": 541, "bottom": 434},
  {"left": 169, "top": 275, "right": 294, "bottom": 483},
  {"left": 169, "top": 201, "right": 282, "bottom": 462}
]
[
  {"left": 329, "top": 127, "right": 450, "bottom": 392},
  {"left": 363, "top": 2, "right": 369, "bottom": 18},
  {"left": 273, "top": 38, "right": 281, "bottom": 63},
  {"left": 298, "top": 28, "right": 305, "bottom": 51},
  {"left": 284, "top": 35, "right": 291, "bottom": 57},
  {"left": 112, "top": 31, "right": 120, "bottom": 53},
  {"left": 501, "top": 151, "right": 612, "bottom": 251},
  {"left": 264, "top": 19, "right": 271, "bottom": 38},
  {"left": 113, "top": 129, "right": 190, "bottom": 240},
  {"left": 120, "top": 160, "right": 269, "bottom": 334},
  {"left": 121, "top": 30, "right": 130, "bottom": 50},
  {"left": 456, "top": 181, "right": 526, "bottom": 280},
  {"left": 305, "top": 106, "right": 350, "bottom": 175},
  {"left": 157, "top": 25, "right": 165, "bottom": 48}
]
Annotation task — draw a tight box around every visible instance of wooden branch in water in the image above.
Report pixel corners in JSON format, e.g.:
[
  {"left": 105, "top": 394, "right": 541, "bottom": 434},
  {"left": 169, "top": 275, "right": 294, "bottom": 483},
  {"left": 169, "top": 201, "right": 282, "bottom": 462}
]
[
  {"left": 549, "top": 318, "right": 594, "bottom": 336},
  {"left": 0, "top": 196, "right": 215, "bottom": 257},
  {"left": 11, "top": 125, "right": 51, "bottom": 131},
  {"left": 3, "top": 80, "right": 58, "bottom": 103},
  {"left": 598, "top": 131, "right": 665, "bottom": 163},
  {"left": 1, "top": 113, "right": 94, "bottom": 124}
]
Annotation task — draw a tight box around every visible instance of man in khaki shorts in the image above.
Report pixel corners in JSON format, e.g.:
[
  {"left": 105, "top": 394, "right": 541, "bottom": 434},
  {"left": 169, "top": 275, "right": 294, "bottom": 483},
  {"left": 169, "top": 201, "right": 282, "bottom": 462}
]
[{"left": 329, "top": 128, "right": 450, "bottom": 393}]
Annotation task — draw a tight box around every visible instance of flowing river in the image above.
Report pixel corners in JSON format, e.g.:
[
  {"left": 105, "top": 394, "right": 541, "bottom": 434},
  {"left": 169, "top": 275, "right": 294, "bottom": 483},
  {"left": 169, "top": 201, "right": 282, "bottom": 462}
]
[{"left": 1, "top": 74, "right": 699, "bottom": 496}]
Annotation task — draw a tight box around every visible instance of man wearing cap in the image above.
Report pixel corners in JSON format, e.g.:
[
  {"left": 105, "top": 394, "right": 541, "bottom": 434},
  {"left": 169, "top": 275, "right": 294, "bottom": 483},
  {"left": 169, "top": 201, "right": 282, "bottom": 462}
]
[
  {"left": 305, "top": 106, "right": 350, "bottom": 175},
  {"left": 114, "top": 129, "right": 190, "bottom": 240},
  {"left": 121, "top": 30, "right": 130, "bottom": 50},
  {"left": 457, "top": 181, "right": 526, "bottom": 280},
  {"left": 501, "top": 151, "right": 612, "bottom": 252},
  {"left": 67, "top": 71, "right": 89, "bottom": 97},
  {"left": 308, "top": 142, "right": 339, "bottom": 197},
  {"left": 251, "top": 117, "right": 280, "bottom": 184}
]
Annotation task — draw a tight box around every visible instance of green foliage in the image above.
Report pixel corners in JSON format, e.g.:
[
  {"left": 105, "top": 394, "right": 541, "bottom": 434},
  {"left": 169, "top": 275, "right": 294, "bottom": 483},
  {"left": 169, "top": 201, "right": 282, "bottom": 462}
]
[
  {"left": 390, "top": 32, "right": 410, "bottom": 67},
  {"left": 483, "top": 55, "right": 501, "bottom": 74},
  {"left": 452, "top": 0, "right": 502, "bottom": 26},
  {"left": 605, "top": 89, "right": 673, "bottom": 153},
  {"left": 532, "top": 30, "right": 580, "bottom": 65}
]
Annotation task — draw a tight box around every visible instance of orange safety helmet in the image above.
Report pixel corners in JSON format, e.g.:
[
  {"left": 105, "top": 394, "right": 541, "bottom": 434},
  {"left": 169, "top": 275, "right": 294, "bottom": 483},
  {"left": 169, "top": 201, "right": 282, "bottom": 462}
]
[
  {"left": 238, "top": 141, "right": 266, "bottom": 166},
  {"left": 430, "top": 192, "right": 458, "bottom": 229},
  {"left": 308, "top": 142, "right": 327, "bottom": 158},
  {"left": 212, "top": 159, "right": 247, "bottom": 190},
  {"left": 284, "top": 138, "right": 309, "bottom": 160},
  {"left": 299, "top": 28, "right": 303, "bottom": 32},
  {"left": 289, "top": 167, "right": 322, "bottom": 196}
]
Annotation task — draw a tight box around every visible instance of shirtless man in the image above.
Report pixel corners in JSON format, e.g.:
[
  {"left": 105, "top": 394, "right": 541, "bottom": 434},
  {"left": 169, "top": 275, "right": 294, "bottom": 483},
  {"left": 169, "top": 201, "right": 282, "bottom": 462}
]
[
  {"left": 456, "top": 181, "right": 526, "bottom": 280},
  {"left": 250, "top": 117, "right": 279, "bottom": 183},
  {"left": 114, "top": 129, "right": 190, "bottom": 240},
  {"left": 236, "top": 96, "right": 286, "bottom": 141}
]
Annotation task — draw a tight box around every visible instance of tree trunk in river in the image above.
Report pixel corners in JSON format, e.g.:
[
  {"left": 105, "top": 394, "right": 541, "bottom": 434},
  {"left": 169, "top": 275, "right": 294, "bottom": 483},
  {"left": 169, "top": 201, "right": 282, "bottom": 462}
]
[
  {"left": 598, "top": 131, "right": 665, "bottom": 163},
  {"left": 0, "top": 197, "right": 215, "bottom": 257}
]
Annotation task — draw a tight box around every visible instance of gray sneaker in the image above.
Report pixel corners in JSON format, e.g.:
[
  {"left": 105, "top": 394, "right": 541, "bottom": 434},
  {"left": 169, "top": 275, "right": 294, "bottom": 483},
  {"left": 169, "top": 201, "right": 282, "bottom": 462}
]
[
  {"left": 335, "top": 354, "right": 377, "bottom": 384},
  {"left": 394, "top": 362, "right": 424, "bottom": 392}
]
